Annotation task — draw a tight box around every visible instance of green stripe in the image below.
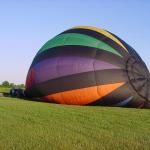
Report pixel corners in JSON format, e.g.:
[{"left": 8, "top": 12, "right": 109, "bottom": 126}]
[{"left": 38, "top": 33, "right": 122, "bottom": 57}]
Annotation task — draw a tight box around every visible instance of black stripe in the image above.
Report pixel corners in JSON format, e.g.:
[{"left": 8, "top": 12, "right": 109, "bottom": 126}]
[
  {"left": 26, "top": 69, "right": 127, "bottom": 98},
  {"left": 61, "top": 28, "right": 129, "bottom": 57},
  {"left": 107, "top": 30, "right": 149, "bottom": 74},
  {"left": 125, "top": 95, "right": 145, "bottom": 108},
  {"left": 87, "top": 83, "right": 132, "bottom": 106},
  {"left": 107, "top": 30, "right": 145, "bottom": 62},
  {"left": 30, "top": 45, "right": 125, "bottom": 69}
]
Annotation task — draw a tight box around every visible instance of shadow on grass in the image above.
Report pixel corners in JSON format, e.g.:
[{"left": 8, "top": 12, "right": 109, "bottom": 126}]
[
  {"left": 1, "top": 92, "right": 150, "bottom": 109},
  {"left": 0, "top": 92, "right": 57, "bottom": 104}
]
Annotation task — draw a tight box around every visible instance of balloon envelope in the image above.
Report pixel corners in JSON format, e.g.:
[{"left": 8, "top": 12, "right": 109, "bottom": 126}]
[{"left": 25, "top": 26, "right": 150, "bottom": 108}]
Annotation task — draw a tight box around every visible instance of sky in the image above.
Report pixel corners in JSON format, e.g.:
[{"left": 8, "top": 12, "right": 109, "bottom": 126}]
[{"left": 0, "top": 0, "right": 150, "bottom": 84}]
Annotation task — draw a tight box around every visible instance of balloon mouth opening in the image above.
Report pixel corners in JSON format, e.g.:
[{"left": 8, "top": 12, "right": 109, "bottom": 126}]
[{"left": 126, "top": 57, "right": 150, "bottom": 102}]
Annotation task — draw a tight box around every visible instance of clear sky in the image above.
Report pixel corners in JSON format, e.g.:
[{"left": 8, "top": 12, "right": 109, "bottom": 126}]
[{"left": 0, "top": 0, "right": 150, "bottom": 84}]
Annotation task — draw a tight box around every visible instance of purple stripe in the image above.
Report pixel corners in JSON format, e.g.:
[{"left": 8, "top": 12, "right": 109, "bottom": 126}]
[{"left": 33, "top": 56, "right": 120, "bottom": 83}]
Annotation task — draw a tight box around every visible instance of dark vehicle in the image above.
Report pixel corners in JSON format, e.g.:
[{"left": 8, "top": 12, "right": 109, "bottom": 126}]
[{"left": 10, "top": 88, "right": 25, "bottom": 98}]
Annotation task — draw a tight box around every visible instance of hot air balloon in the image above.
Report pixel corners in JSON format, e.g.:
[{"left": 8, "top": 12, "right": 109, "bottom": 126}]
[{"left": 25, "top": 26, "right": 150, "bottom": 108}]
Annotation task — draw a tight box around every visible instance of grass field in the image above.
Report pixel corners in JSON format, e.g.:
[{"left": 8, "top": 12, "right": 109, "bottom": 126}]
[
  {"left": 0, "top": 97, "right": 150, "bottom": 150},
  {"left": 0, "top": 86, "right": 10, "bottom": 93}
]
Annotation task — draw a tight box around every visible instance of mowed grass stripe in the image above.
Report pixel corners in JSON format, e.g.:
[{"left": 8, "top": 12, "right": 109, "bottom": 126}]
[{"left": 0, "top": 97, "right": 150, "bottom": 150}]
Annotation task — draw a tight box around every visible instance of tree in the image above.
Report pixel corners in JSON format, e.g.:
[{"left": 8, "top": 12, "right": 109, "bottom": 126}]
[
  {"left": 9, "top": 83, "right": 16, "bottom": 88},
  {"left": 17, "top": 84, "right": 25, "bottom": 89},
  {"left": 2, "top": 81, "right": 10, "bottom": 87}
]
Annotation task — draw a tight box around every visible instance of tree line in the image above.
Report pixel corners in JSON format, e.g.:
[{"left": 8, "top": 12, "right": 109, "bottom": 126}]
[{"left": 0, "top": 81, "right": 25, "bottom": 89}]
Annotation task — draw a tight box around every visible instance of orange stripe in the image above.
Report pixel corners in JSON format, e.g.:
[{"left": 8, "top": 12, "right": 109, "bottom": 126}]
[{"left": 42, "top": 82, "right": 125, "bottom": 105}]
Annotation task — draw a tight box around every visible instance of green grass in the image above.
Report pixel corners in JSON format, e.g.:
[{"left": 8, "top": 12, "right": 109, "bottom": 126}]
[
  {"left": 0, "top": 97, "right": 150, "bottom": 150},
  {"left": 0, "top": 86, "right": 10, "bottom": 93}
]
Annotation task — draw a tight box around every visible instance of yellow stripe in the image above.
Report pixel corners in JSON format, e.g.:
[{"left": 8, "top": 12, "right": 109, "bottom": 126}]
[{"left": 72, "top": 26, "right": 128, "bottom": 52}]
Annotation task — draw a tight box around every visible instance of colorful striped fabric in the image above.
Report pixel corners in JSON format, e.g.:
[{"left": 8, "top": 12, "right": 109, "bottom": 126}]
[{"left": 25, "top": 26, "right": 150, "bottom": 108}]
